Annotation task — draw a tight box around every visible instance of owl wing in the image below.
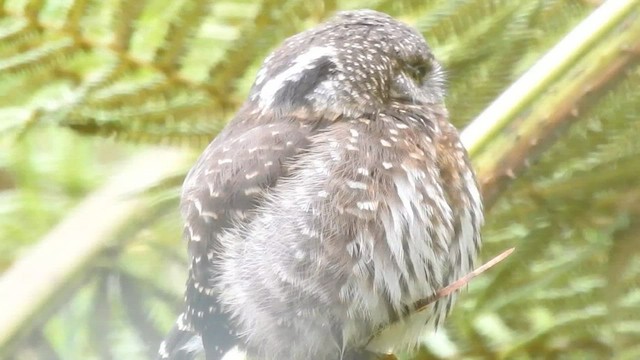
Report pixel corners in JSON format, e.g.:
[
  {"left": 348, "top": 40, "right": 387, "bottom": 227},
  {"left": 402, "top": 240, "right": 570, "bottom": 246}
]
[
  {"left": 160, "top": 113, "right": 326, "bottom": 359},
  {"left": 183, "top": 118, "right": 320, "bottom": 351}
]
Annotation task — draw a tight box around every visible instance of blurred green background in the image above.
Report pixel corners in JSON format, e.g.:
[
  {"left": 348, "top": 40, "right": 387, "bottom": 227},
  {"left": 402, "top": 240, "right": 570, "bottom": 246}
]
[{"left": 0, "top": 0, "right": 639, "bottom": 359}]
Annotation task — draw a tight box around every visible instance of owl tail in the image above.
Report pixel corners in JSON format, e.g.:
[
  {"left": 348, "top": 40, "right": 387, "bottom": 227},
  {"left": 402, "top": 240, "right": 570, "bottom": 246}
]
[{"left": 157, "top": 313, "right": 204, "bottom": 360}]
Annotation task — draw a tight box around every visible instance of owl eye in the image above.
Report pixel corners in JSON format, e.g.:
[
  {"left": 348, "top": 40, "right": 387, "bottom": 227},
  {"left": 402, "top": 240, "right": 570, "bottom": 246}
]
[{"left": 407, "top": 62, "right": 432, "bottom": 82}]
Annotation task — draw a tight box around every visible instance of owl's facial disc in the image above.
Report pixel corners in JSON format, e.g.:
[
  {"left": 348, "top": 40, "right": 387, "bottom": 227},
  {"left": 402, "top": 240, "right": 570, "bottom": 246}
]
[{"left": 248, "top": 9, "right": 445, "bottom": 117}]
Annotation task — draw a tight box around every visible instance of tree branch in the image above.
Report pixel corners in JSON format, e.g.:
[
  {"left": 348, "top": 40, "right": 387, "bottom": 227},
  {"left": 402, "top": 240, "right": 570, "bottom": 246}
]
[{"left": 475, "top": 10, "right": 640, "bottom": 208}]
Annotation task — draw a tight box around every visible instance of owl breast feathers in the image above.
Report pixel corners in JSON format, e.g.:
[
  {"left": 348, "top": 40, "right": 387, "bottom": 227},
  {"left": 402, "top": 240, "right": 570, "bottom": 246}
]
[{"left": 159, "top": 9, "right": 483, "bottom": 360}]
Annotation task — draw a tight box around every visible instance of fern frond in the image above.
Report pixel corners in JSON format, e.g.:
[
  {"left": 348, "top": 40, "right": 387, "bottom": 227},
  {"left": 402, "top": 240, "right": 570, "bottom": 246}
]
[
  {"left": 61, "top": 0, "right": 89, "bottom": 32},
  {"left": 111, "top": 0, "right": 145, "bottom": 52},
  {"left": 154, "top": 0, "right": 210, "bottom": 71},
  {"left": 0, "top": 38, "right": 75, "bottom": 74}
]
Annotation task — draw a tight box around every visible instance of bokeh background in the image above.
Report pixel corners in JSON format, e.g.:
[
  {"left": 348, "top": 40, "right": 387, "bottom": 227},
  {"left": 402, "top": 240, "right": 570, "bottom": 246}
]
[{"left": 1, "top": 0, "right": 639, "bottom": 359}]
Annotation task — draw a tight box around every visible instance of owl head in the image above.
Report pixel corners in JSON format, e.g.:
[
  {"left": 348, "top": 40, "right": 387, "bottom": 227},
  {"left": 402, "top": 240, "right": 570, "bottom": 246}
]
[{"left": 248, "top": 10, "right": 446, "bottom": 118}]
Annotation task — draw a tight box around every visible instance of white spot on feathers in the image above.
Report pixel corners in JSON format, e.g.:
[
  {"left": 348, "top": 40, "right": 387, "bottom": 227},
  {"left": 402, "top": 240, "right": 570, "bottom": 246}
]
[
  {"left": 380, "top": 139, "right": 392, "bottom": 147},
  {"left": 356, "top": 201, "right": 378, "bottom": 211},
  {"left": 346, "top": 180, "right": 367, "bottom": 190}
]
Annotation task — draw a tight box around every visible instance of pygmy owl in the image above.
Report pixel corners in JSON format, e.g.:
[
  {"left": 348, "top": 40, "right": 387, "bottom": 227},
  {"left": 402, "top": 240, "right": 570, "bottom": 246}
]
[{"left": 159, "top": 9, "right": 483, "bottom": 360}]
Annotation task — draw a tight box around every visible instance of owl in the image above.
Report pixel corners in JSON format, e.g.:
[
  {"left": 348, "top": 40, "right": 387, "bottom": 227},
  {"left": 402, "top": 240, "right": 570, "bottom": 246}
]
[{"left": 159, "top": 9, "right": 483, "bottom": 360}]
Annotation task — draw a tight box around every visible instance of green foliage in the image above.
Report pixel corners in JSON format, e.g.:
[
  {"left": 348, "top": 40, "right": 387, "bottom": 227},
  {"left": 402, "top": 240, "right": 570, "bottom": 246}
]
[
  {"left": 0, "top": 128, "right": 128, "bottom": 268},
  {"left": 1, "top": 0, "right": 639, "bottom": 359}
]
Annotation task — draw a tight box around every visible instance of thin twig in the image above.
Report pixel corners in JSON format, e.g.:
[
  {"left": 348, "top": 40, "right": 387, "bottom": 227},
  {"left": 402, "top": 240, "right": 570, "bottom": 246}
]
[
  {"left": 365, "top": 248, "right": 514, "bottom": 353},
  {"left": 414, "top": 247, "right": 515, "bottom": 312}
]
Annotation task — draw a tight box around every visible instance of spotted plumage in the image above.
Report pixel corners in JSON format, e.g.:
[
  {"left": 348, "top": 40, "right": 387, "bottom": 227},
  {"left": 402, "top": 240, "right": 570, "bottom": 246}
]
[{"left": 159, "top": 9, "right": 482, "bottom": 360}]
